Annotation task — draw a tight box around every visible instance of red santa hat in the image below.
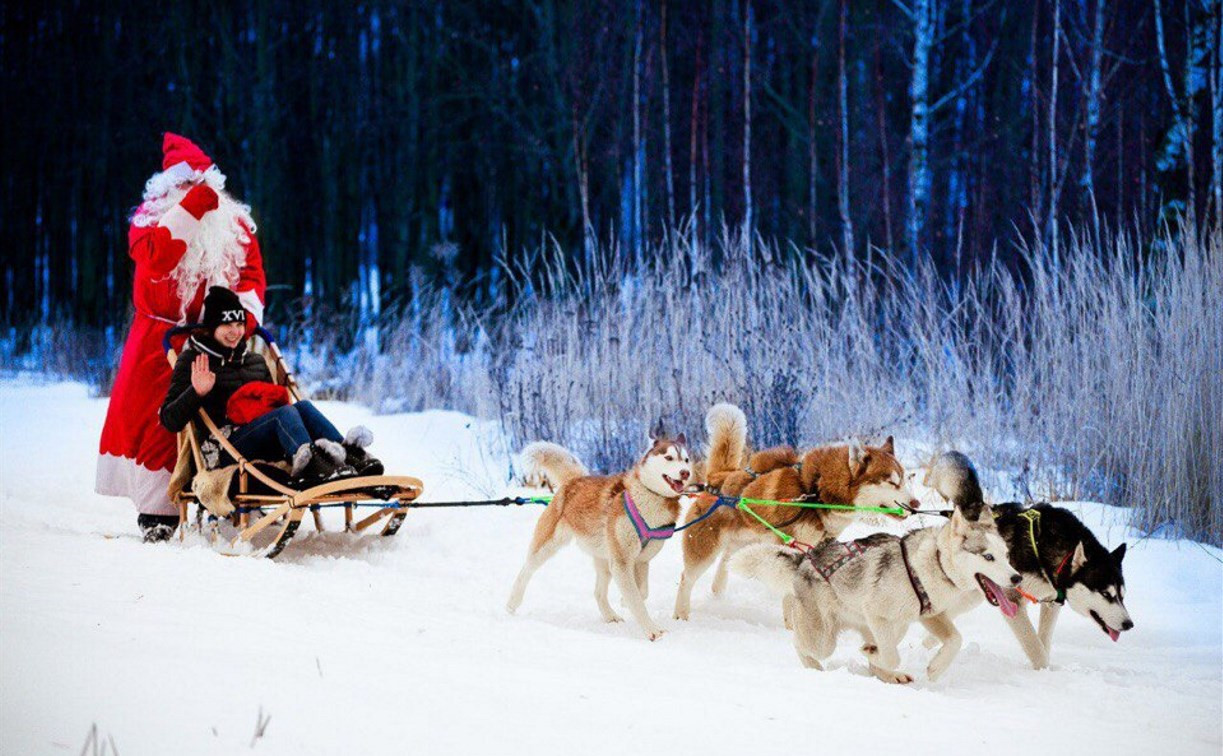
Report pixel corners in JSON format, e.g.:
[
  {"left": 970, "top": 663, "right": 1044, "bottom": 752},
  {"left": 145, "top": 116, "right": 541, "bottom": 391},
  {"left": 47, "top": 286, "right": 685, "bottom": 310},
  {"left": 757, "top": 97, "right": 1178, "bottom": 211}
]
[{"left": 161, "top": 132, "right": 213, "bottom": 172}]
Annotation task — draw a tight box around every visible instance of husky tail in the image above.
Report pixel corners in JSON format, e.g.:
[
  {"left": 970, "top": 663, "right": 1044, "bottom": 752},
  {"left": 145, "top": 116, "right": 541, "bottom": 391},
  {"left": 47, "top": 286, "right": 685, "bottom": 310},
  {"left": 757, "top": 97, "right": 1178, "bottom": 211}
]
[
  {"left": 729, "top": 544, "right": 805, "bottom": 596},
  {"left": 704, "top": 403, "right": 748, "bottom": 488},
  {"left": 923, "top": 450, "right": 986, "bottom": 516},
  {"left": 520, "top": 441, "right": 589, "bottom": 491}
]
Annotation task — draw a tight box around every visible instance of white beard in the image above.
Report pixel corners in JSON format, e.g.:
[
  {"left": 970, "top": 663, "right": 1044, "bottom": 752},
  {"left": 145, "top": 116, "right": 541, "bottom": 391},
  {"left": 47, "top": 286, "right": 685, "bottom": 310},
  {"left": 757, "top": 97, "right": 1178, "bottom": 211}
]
[{"left": 131, "top": 165, "right": 257, "bottom": 317}]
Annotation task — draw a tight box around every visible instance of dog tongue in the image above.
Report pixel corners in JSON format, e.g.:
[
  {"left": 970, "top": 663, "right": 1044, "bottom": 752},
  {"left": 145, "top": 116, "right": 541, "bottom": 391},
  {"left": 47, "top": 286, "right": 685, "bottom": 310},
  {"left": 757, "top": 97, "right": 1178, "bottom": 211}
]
[
  {"left": 1108, "top": 628, "right": 1120, "bottom": 642},
  {"left": 982, "top": 576, "right": 1019, "bottom": 618}
]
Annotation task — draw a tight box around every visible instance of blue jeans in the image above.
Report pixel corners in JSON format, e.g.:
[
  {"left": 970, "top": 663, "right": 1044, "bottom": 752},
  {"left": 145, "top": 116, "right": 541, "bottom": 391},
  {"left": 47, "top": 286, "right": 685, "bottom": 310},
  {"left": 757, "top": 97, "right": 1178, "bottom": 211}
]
[{"left": 227, "top": 401, "right": 343, "bottom": 463}]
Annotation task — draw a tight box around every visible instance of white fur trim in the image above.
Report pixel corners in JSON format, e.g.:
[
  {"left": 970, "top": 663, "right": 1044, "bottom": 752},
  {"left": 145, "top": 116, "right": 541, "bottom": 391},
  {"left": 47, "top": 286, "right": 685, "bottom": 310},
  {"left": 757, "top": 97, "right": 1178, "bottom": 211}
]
[
  {"left": 291, "top": 443, "right": 313, "bottom": 477},
  {"left": 159, "top": 204, "right": 202, "bottom": 243},
  {"left": 163, "top": 161, "right": 196, "bottom": 186},
  {"left": 315, "top": 439, "right": 348, "bottom": 465},
  {"left": 236, "top": 289, "right": 264, "bottom": 325},
  {"left": 344, "top": 426, "right": 373, "bottom": 448},
  {"left": 95, "top": 453, "right": 176, "bottom": 516}
]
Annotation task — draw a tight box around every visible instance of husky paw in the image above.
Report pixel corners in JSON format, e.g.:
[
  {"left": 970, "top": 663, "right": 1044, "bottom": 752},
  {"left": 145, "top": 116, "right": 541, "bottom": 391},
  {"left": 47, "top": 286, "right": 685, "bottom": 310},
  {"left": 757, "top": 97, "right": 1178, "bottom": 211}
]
[
  {"left": 872, "top": 668, "right": 914, "bottom": 684},
  {"left": 798, "top": 655, "right": 825, "bottom": 670},
  {"left": 645, "top": 629, "right": 666, "bottom": 641},
  {"left": 861, "top": 643, "right": 878, "bottom": 656},
  {"left": 673, "top": 609, "right": 690, "bottom": 621},
  {"left": 603, "top": 612, "right": 625, "bottom": 623}
]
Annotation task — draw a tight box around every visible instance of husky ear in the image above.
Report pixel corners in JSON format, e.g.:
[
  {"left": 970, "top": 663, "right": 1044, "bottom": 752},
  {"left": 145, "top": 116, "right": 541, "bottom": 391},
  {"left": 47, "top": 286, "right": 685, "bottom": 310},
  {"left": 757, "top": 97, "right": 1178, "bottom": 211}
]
[
  {"left": 880, "top": 435, "right": 895, "bottom": 455},
  {"left": 676, "top": 432, "right": 687, "bottom": 448},
  {"left": 1071, "top": 541, "right": 1088, "bottom": 572},
  {"left": 950, "top": 507, "right": 968, "bottom": 537},
  {"left": 1112, "top": 543, "right": 1127, "bottom": 563},
  {"left": 847, "top": 438, "right": 868, "bottom": 477}
]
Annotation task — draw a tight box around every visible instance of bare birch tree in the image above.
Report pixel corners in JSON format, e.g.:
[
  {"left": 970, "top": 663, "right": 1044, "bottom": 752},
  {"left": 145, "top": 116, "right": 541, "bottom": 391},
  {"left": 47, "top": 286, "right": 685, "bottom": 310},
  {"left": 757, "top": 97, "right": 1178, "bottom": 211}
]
[
  {"left": 1154, "top": 0, "right": 1197, "bottom": 225},
  {"left": 661, "top": 0, "right": 676, "bottom": 230},
  {"left": 905, "top": 0, "right": 934, "bottom": 262},
  {"left": 743, "top": 0, "right": 754, "bottom": 234},
  {"left": 1082, "top": 0, "right": 1107, "bottom": 205},
  {"left": 837, "top": 0, "right": 854, "bottom": 254}
]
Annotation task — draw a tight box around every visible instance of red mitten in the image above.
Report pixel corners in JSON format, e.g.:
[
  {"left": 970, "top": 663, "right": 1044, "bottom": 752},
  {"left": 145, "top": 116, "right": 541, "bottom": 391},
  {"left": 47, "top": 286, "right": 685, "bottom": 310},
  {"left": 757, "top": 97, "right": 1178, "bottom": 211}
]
[
  {"left": 179, "top": 184, "right": 219, "bottom": 219},
  {"left": 226, "top": 381, "right": 290, "bottom": 425}
]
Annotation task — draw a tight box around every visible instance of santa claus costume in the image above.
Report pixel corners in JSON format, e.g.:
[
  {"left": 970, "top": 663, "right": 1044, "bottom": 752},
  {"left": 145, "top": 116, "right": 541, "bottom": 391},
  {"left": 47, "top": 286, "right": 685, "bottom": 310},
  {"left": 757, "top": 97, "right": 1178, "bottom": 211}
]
[{"left": 96, "top": 133, "right": 266, "bottom": 535}]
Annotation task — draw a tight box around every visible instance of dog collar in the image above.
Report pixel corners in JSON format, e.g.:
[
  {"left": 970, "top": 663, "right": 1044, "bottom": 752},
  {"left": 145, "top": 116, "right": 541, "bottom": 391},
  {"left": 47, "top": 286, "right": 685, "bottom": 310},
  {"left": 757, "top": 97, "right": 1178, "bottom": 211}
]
[{"left": 623, "top": 490, "right": 676, "bottom": 547}]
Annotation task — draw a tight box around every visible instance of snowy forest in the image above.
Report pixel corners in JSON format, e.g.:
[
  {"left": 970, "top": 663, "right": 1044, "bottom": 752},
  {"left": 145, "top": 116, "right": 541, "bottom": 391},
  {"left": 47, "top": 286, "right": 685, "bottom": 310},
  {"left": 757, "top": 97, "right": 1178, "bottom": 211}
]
[
  {"left": 2, "top": 1, "right": 1221, "bottom": 543},
  {"left": 4, "top": 0, "right": 1222, "bottom": 319}
]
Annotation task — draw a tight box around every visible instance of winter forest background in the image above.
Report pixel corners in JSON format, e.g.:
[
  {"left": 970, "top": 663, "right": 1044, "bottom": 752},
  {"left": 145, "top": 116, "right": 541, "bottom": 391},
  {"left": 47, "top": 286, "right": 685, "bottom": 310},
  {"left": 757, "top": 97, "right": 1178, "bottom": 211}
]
[{"left": 2, "top": 1, "right": 1220, "bottom": 542}]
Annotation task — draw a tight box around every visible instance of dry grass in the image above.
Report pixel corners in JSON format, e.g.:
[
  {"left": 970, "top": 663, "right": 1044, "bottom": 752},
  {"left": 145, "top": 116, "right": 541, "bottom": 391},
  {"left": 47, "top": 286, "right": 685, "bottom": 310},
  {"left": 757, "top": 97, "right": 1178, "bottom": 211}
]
[{"left": 5, "top": 222, "right": 1219, "bottom": 543}]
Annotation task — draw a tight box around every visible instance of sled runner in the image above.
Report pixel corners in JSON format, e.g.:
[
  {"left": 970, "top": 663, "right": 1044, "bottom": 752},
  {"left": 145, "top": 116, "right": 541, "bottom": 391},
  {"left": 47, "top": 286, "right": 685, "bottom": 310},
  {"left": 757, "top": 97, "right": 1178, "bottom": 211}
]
[{"left": 163, "top": 325, "right": 423, "bottom": 558}]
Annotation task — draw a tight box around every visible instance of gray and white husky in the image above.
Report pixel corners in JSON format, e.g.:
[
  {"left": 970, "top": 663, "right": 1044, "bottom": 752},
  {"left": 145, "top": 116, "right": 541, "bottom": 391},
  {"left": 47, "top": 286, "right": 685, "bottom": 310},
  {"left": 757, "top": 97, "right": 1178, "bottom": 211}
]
[
  {"left": 923, "top": 451, "right": 1133, "bottom": 669},
  {"left": 731, "top": 503, "right": 1021, "bottom": 684}
]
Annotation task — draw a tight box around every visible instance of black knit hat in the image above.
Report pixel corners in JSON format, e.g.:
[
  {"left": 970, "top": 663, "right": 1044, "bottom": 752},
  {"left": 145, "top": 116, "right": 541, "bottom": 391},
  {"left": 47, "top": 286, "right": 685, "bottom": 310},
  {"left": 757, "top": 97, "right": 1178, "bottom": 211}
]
[{"left": 201, "top": 286, "right": 247, "bottom": 330}]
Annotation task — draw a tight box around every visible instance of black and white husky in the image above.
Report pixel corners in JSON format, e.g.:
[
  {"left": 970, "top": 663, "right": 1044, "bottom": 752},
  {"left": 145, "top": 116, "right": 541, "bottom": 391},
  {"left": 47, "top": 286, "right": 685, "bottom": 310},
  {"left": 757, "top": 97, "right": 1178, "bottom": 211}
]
[{"left": 923, "top": 451, "right": 1133, "bottom": 669}]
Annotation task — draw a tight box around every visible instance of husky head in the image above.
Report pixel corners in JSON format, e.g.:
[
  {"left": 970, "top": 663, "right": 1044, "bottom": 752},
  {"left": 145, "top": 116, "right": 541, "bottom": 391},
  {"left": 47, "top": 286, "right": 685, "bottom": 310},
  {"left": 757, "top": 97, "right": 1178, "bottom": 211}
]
[
  {"left": 637, "top": 430, "right": 693, "bottom": 497},
  {"left": 846, "top": 437, "right": 920, "bottom": 521},
  {"left": 947, "top": 505, "right": 1023, "bottom": 617},
  {"left": 1063, "top": 542, "right": 1133, "bottom": 641}
]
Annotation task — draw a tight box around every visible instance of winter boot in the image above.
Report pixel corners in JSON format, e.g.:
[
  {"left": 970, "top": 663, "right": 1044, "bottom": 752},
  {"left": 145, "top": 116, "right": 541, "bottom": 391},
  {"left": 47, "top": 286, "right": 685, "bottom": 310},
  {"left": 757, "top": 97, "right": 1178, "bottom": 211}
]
[
  {"left": 290, "top": 440, "right": 356, "bottom": 489},
  {"left": 137, "top": 514, "right": 180, "bottom": 543},
  {"left": 343, "top": 426, "right": 384, "bottom": 476}
]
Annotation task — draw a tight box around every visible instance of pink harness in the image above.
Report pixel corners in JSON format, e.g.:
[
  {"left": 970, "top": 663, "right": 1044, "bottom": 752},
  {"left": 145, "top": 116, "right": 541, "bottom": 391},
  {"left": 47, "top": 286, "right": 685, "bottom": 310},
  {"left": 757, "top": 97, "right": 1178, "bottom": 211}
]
[{"left": 622, "top": 490, "right": 676, "bottom": 546}]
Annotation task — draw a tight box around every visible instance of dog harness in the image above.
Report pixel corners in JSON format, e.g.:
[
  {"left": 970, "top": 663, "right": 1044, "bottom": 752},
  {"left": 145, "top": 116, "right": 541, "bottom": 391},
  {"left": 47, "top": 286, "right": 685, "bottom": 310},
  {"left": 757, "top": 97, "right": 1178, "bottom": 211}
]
[
  {"left": 803, "top": 539, "right": 869, "bottom": 581},
  {"left": 1016, "top": 509, "right": 1072, "bottom": 604},
  {"left": 899, "top": 537, "right": 934, "bottom": 615},
  {"left": 623, "top": 490, "right": 676, "bottom": 547}
]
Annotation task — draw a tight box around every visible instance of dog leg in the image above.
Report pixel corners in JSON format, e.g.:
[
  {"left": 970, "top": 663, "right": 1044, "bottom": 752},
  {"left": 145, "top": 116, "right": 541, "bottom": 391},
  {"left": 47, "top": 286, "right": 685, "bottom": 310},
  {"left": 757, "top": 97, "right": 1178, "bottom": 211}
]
[
  {"left": 635, "top": 561, "right": 650, "bottom": 601},
  {"left": 1001, "top": 604, "right": 1049, "bottom": 669},
  {"left": 674, "top": 532, "right": 721, "bottom": 620},
  {"left": 612, "top": 559, "right": 664, "bottom": 641},
  {"left": 1037, "top": 602, "right": 1062, "bottom": 660},
  {"left": 923, "top": 591, "right": 980, "bottom": 649},
  {"left": 594, "top": 558, "right": 624, "bottom": 623},
  {"left": 782, "top": 594, "right": 796, "bottom": 630},
  {"left": 791, "top": 603, "right": 834, "bottom": 670},
  {"left": 921, "top": 613, "right": 963, "bottom": 682},
  {"left": 865, "top": 617, "right": 912, "bottom": 684},
  {"left": 711, "top": 545, "right": 736, "bottom": 595},
  {"left": 860, "top": 627, "right": 879, "bottom": 658},
  {"left": 506, "top": 523, "right": 570, "bottom": 614}
]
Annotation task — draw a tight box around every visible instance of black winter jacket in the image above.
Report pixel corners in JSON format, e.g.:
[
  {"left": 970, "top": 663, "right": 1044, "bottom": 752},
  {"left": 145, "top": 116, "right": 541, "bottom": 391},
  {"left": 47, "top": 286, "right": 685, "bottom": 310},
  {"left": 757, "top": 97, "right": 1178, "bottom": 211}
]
[{"left": 159, "top": 334, "right": 274, "bottom": 433}]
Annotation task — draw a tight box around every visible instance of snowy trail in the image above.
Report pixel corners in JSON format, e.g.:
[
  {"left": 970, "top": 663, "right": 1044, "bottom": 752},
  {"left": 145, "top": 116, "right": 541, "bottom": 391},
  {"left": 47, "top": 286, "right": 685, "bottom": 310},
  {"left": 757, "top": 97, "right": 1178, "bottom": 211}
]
[{"left": 1, "top": 380, "right": 1220, "bottom": 755}]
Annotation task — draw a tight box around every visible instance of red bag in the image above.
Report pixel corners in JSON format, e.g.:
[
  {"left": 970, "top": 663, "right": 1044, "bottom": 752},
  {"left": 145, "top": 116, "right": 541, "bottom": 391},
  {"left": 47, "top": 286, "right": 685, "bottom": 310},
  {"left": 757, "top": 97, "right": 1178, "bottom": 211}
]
[{"left": 226, "top": 381, "right": 290, "bottom": 425}]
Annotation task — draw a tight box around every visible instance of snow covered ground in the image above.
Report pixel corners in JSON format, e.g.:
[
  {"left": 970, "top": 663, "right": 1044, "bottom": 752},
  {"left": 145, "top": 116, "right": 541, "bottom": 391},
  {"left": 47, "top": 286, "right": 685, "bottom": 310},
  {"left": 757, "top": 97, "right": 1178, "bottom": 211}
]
[{"left": 1, "top": 379, "right": 1220, "bottom": 755}]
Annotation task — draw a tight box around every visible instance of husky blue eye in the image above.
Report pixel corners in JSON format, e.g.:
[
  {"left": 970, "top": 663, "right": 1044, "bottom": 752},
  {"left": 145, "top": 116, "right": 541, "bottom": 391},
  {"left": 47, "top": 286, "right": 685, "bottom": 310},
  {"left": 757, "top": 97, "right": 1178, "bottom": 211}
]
[{"left": 983, "top": 554, "right": 995, "bottom": 561}]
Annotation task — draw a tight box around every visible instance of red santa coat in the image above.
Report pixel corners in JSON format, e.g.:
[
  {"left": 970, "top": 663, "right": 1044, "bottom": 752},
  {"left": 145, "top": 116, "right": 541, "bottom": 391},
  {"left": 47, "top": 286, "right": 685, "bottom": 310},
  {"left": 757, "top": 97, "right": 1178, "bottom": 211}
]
[{"left": 95, "top": 197, "right": 266, "bottom": 515}]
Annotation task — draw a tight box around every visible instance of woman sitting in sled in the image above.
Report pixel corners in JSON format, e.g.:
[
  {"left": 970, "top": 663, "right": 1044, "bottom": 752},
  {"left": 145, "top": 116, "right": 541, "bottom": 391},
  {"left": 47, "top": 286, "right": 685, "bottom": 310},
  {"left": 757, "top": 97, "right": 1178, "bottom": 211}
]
[{"left": 159, "top": 286, "right": 382, "bottom": 488}]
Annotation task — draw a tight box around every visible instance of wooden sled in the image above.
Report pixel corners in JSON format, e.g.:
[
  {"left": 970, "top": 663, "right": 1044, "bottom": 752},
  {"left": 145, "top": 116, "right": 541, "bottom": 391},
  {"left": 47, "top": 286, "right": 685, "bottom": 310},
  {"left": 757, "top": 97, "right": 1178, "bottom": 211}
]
[{"left": 164, "top": 325, "right": 423, "bottom": 558}]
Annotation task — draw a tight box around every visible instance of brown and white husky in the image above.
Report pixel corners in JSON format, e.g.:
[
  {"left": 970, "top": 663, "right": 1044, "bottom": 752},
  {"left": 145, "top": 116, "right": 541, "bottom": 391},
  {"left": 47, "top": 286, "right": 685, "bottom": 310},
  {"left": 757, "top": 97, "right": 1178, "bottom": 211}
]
[
  {"left": 673, "top": 403, "right": 918, "bottom": 621},
  {"left": 506, "top": 433, "right": 694, "bottom": 640}
]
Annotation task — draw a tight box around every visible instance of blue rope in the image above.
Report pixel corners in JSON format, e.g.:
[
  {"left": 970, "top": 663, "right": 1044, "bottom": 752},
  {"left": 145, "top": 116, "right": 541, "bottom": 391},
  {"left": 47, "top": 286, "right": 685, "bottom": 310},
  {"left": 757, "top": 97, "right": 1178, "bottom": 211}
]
[{"left": 672, "top": 495, "right": 737, "bottom": 532}]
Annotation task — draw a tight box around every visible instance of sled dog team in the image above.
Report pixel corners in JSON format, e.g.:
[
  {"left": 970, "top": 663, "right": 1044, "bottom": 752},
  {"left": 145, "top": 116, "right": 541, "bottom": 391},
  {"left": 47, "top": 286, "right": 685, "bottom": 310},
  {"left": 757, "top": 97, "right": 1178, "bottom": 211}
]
[{"left": 507, "top": 403, "right": 1133, "bottom": 684}]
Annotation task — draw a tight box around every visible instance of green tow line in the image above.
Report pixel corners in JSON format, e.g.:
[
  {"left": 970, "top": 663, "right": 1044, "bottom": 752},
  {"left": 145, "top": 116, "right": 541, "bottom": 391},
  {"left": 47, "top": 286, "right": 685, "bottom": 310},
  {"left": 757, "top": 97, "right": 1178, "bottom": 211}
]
[
  {"left": 511, "top": 491, "right": 905, "bottom": 549},
  {"left": 729, "top": 496, "right": 908, "bottom": 547}
]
